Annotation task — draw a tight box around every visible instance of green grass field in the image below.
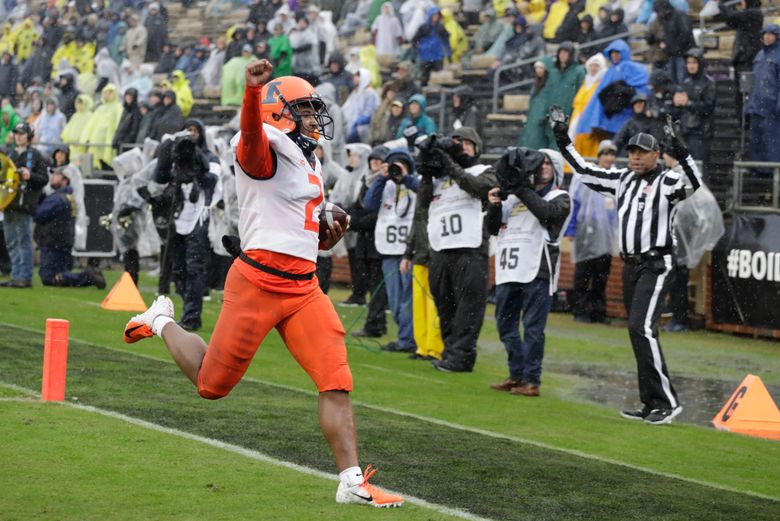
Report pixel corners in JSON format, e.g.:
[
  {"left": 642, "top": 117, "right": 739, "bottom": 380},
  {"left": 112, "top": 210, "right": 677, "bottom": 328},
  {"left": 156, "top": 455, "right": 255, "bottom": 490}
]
[{"left": 1, "top": 271, "right": 779, "bottom": 520}]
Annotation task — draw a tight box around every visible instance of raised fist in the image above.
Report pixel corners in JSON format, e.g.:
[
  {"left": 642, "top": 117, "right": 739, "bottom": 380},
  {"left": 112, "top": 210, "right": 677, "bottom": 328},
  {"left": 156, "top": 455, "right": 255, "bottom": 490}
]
[{"left": 245, "top": 59, "right": 274, "bottom": 88}]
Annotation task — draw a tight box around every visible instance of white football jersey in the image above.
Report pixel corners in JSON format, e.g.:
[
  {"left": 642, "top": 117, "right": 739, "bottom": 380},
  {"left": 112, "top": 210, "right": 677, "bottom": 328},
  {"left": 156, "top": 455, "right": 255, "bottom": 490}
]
[{"left": 230, "top": 124, "right": 324, "bottom": 262}]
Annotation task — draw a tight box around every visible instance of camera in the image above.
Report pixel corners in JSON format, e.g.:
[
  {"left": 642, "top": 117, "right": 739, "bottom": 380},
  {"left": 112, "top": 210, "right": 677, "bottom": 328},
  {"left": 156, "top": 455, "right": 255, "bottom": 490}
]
[
  {"left": 416, "top": 133, "right": 463, "bottom": 158},
  {"left": 388, "top": 162, "right": 404, "bottom": 182}
]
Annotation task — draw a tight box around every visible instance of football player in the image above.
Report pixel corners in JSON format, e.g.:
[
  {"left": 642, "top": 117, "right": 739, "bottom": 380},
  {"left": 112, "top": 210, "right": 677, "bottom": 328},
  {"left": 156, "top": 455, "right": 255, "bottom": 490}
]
[{"left": 124, "top": 59, "right": 403, "bottom": 508}]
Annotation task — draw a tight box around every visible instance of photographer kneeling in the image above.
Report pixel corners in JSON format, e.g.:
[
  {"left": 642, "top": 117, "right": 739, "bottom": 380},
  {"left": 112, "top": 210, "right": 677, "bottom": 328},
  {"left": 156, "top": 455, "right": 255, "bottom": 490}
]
[
  {"left": 153, "top": 133, "right": 218, "bottom": 331},
  {"left": 487, "top": 147, "right": 571, "bottom": 397},
  {"left": 416, "top": 127, "right": 497, "bottom": 373}
]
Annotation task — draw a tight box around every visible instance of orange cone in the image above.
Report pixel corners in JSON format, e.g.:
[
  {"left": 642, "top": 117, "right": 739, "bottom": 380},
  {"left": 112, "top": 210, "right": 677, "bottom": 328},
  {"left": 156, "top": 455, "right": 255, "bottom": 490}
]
[
  {"left": 712, "top": 374, "right": 780, "bottom": 441},
  {"left": 101, "top": 272, "right": 147, "bottom": 312}
]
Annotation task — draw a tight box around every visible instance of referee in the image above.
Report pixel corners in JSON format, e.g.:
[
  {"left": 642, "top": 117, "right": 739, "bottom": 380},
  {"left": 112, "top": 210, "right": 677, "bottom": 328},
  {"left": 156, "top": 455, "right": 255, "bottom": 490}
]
[{"left": 550, "top": 107, "right": 703, "bottom": 425}]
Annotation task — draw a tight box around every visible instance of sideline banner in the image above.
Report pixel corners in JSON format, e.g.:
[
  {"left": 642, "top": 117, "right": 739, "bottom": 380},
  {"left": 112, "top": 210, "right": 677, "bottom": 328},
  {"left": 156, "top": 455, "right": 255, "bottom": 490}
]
[{"left": 711, "top": 212, "right": 780, "bottom": 329}]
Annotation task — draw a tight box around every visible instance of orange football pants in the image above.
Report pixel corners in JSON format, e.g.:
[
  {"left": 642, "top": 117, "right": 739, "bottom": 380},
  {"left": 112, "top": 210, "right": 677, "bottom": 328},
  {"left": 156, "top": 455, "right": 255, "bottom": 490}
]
[{"left": 197, "top": 265, "right": 353, "bottom": 399}]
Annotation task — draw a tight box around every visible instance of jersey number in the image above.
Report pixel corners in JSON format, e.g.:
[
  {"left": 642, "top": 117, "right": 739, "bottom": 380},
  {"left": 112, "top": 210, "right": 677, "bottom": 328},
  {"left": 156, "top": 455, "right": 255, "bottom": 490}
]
[
  {"left": 440, "top": 214, "right": 463, "bottom": 237},
  {"left": 386, "top": 225, "right": 409, "bottom": 244},
  {"left": 304, "top": 174, "right": 323, "bottom": 233},
  {"left": 499, "top": 248, "right": 520, "bottom": 270}
]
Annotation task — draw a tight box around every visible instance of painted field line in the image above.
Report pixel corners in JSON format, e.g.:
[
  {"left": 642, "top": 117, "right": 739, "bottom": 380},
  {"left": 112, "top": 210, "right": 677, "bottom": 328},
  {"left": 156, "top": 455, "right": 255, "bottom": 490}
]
[
  {"left": 0, "top": 382, "right": 493, "bottom": 521},
  {"left": 2, "top": 322, "right": 779, "bottom": 503}
]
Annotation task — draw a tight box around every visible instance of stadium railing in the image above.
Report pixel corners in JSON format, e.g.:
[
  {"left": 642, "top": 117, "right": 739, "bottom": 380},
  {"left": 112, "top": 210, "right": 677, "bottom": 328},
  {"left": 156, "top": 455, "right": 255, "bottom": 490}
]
[{"left": 730, "top": 162, "right": 780, "bottom": 213}]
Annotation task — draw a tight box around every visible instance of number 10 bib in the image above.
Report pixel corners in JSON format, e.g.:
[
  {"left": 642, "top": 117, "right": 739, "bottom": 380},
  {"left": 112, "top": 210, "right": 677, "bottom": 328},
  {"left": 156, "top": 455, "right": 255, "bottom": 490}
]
[{"left": 427, "top": 165, "right": 488, "bottom": 252}]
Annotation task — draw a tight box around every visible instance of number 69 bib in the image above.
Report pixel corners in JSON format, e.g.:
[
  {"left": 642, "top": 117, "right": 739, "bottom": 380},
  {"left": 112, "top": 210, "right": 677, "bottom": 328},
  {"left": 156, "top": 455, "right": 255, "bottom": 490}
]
[
  {"left": 427, "top": 165, "right": 488, "bottom": 252},
  {"left": 375, "top": 181, "right": 416, "bottom": 255}
]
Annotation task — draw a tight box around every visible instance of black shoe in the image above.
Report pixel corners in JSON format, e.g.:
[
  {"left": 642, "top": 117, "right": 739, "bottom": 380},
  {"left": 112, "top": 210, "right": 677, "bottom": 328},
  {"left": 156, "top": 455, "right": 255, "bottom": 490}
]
[
  {"left": 409, "top": 353, "right": 435, "bottom": 360},
  {"left": 432, "top": 359, "right": 472, "bottom": 373},
  {"left": 352, "top": 328, "right": 383, "bottom": 338},
  {"left": 573, "top": 315, "right": 592, "bottom": 323},
  {"left": 339, "top": 297, "right": 366, "bottom": 308},
  {"left": 382, "top": 341, "right": 415, "bottom": 353},
  {"left": 177, "top": 321, "right": 201, "bottom": 332},
  {"left": 620, "top": 406, "right": 652, "bottom": 421},
  {"left": 87, "top": 267, "right": 106, "bottom": 290},
  {"left": 644, "top": 406, "right": 683, "bottom": 425},
  {"left": 5, "top": 279, "right": 32, "bottom": 288}
]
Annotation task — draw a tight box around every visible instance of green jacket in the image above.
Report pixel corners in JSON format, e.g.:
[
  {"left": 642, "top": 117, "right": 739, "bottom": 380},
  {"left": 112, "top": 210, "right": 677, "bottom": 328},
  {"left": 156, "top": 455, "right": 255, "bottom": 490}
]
[
  {"left": 1, "top": 105, "right": 22, "bottom": 145},
  {"left": 268, "top": 34, "right": 293, "bottom": 78}
]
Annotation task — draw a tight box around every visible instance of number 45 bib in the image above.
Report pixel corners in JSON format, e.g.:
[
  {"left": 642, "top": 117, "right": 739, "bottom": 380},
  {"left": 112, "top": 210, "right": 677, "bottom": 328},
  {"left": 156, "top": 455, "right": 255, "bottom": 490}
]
[{"left": 427, "top": 165, "right": 489, "bottom": 252}]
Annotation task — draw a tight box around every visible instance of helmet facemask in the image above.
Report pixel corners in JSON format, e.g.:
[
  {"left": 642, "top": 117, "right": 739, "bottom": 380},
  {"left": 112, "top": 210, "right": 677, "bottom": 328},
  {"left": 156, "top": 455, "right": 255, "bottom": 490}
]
[{"left": 277, "top": 94, "right": 334, "bottom": 142}]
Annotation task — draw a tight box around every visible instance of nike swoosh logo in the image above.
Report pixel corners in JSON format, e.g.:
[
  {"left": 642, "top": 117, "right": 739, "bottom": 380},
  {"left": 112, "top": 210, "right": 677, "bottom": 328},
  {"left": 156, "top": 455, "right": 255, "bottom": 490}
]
[
  {"left": 125, "top": 325, "right": 144, "bottom": 337},
  {"left": 351, "top": 491, "right": 373, "bottom": 502}
]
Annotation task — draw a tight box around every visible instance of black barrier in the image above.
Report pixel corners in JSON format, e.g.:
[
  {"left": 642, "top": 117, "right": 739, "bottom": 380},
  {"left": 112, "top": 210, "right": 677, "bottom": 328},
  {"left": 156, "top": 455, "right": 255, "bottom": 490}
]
[{"left": 711, "top": 212, "right": 780, "bottom": 329}]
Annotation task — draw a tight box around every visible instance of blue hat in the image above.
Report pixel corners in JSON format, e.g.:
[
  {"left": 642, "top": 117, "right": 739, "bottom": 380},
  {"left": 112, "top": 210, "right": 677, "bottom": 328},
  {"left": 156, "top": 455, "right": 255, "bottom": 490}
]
[
  {"left": 515, "top": 14, "right": 527, "bottom": 28},
  {"left": 762, "top": 24, "right": 780, "bottom": 37}
]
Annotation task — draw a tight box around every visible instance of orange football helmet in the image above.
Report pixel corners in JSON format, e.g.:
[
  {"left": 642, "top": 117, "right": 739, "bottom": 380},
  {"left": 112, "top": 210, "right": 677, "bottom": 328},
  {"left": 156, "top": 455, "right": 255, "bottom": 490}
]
[{"left": 260, "top": 76, "right": 333, "bottom": 142}]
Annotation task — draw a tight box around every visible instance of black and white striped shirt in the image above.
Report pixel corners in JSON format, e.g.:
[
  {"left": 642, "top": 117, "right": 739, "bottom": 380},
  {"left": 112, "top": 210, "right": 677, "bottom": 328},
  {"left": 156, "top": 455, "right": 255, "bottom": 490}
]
[{"left": 561, "top": 144, "right": 703, "bottom": 255}]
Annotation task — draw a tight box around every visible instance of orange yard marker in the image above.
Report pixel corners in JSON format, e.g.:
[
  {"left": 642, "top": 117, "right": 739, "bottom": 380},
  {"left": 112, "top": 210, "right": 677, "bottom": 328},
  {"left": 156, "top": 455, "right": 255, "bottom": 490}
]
[
  {"left": 41, "top": 319, "right": 70, "bottom": 401},
  {"left": 712, "top": 374, "right": 780, "bottom": 441},
  {"left": 101, "top": 272, "right": 147, "bottom": 312}
]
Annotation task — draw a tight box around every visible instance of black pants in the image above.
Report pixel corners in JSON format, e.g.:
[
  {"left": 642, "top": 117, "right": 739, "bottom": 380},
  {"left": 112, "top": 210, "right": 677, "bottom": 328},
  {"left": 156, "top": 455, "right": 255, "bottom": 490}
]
[
  {"left": 352, "top": 255, "right": 387, "bottom": 335},
  {"left": 572, "top": 254, "right": 611, "bottom": 323},
  {"left": 317, "top": 255, "right": 333, "bottom": 294},
  {"left": 0, "top": 226, "right": 10, "bottom": 275},
  {"left": 429, "top": 250, "right": 489, "bottom": 370},
  {"left": 667, "top": 263, "right": 689, "bottom": 324},
  {"left": 171, "top": 222, "right": 208, "bottom": 328},
  {"left": 420, "top": 59, "right": 443, "bottom": 87},
  {"left": 622, "top": 255, "right": 680, "bottom": 411},
  {"left": 206, "top": 250, "right": 232, "bottom": 291},
  {"left": 124, "top": 248, "right": 139, "bottom": 284}
]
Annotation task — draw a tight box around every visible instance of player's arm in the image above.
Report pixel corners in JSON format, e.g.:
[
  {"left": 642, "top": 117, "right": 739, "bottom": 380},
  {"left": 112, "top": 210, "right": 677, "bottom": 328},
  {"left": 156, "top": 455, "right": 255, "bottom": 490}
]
[{"left": 236, "top": 59, "right": 275, "bottom": 180}]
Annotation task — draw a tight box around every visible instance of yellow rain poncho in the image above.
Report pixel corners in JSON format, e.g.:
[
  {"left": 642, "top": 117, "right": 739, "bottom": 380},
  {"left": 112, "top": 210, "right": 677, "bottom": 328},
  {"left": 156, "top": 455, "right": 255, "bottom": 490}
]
[
  {"left": 570, "top": 54, "right": 608, "bottom": 159},
  {"left": 168, "top": 70, "right": 193, "bottom": 117},
  {"left": 442, "top": 9, "right": 469, "bottom": 63},
  {"left": 220, "top": 54, "right": 254, "bottom": 106},
  {"left": 358, "top": 46, "right": 382, "bottom": 89},
  {"left": 80, "top": 85, "right": 123, "bottom": 169},
  {"left": 62, "top": 94, "right": 94, "bottom": 155},
  {"left": 0, "top": 25, "right": 14, "bottom": 55},
  {"left": 492, "top": 0, "right": 508, "bottom": 17},
  {"left": 11, "top": 19, "right": 39, "bottom": 62},
  {"left": 543, "top": 0, "right": 570, "bottom": 40},
  {"left": 527, "top": 0, "right": 548, "bottom": 24},
  {"left": 50, "top": 40, "right": 96, "bottom": 77}
]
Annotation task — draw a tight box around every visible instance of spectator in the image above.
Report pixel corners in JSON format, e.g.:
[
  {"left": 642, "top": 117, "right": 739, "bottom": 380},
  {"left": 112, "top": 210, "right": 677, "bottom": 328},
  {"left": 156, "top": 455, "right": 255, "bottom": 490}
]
[
  {"left": 56, "top": 73, "right": 78, "bottom": 119},
  {"left": 21, "top": 40, "right": 52, "bottom": 88},
  {"left": 613, "top": 93, "right": 664, "bottom": 154},
  {"left": 168, "top": 70, "right": 193, "bottom": 117},
  {"left": 315, "top": 82, "right": 346, "bottom": 166},
  {"left": 124, "top": 63, "right": 154, "bottom": 102},
  {"left": 746, "top": 24, "right": 780, "bottom": 163},
  {"left": 25, "top": 93, "right": 44, "bottom": 127},
  {"left": 174, "top": 45, "right": 194, "bottom": 74},
  {"left": 268, "top": 22, "right": 293, "bottom": 77},
  {"left": 149, "top": 90, "right": 185, "bottom": 141},
  {"left": 368, "top": 82, "right": 402, "bottom": 145},
  {"left": 713, "top": 0, "right": 763, "bottom": 75},
  {"left": 564, "top": 140, "right": 618, "bottom": 324},
  {"left": 671, "top": 48, "right": 716, "bottom": 168},
  {"left": 462, "top": 0, "right": 483, "bottom": 26},
  {"left": 575, "top": 14, "right": 598, "bottom": 59},
  {"left": 488, "top": 148, "right": 571, "bottom": 396},
  {"left": 247, "top": 0, "right": 276, "bottom": 27},
  {"left": 254, "top": 19, "right": 272, "bottom": 44},
  {"left": 113, "top": 88, "right": 141, "bottom": 152},
  {"left": 135, "top": 89, "right": 163, "bottom": 142},
  {"left": 371, "top": 2, "right": 403, "bottom": 58},
  {"left": 123, "top": 15, "right": 148, "bottom": 66},
  {"left": 42, "top": 15, "right": 64, "bottom": 53},
  {"left": 442, "top": 8, "right": 468, "bottom": 63},
  {"left": 155, "top": 43, "right": 178, "bottom": 74},
  {"left": 492, "top": 15, "right": 545, "bottom": 79},
  {"left": 304, "top": 5, "right": 326, "bottom": 63},
  {"left": 80, "top": 13, "right": 100, "bottom": 44},
  {"left": 0, "top": 105, "right": 22, "bottom": 145},
  {"left": 226, "top": 29, "right": 247, "bottom": 63},
  {"left": 393, "top": 61, "right": 420, "bottom": 101},
  {"left": 61, "top": 93, "right": 93, "bottom": 149},
  {"left": 646, "top": 68, "right": 675, "bottom": 122},
  {"left": 396, "top": 93, "right": 437, "bottom": 138},
  {"left": 568, "top": 53, "right": 608, "bottom": 153},
  {"left": 449, "top": 85, "right": 480, "bottom": 134},
  {"left": 13, "top": 18, "right": 38, "bottom": 62},
  {"left": 520, "top": 61, "right": 553, "bottom": 150},
  {"left": 0, "top": 52, "right": 19, "bottom": 104},
  {"left": 289, "top": 14, "right": 321, "bottom": 79},
  {"left": 316, "top": 10, "right": 339, "bottom": 64},
  {"left": 144, "top": 2, "right": 168, "bottom": 62},
  {"left": 576, "top": 39, "right": 649, "bottom": 144},
  {"left": 595, "top": 7, "right": 628, "bottom": 49},
  {"left": 95, "top": 47, "right": 121, "bottom": 93},
  {"left": 199, "top": 36, "right": 227, "bottom": 91},
  {"left": 547, "top": 42, "right": 586, "bottom": 139},
  {"left": 33, "top": 97, "right": 66, "bottom": 154},
  {"left": 485, "top": 8, "right": 519, "bottom": 59},
  {"left": 81, "top": 84, "right": 123, "bottom": 169},
  {"left": 220, "top": 45, "right": 254, "bottom": 106},
  {"left": 412, "top": 7, "right": 450, "bottom": 86},
  {"left": 555, "top": 0, "right": 587, "bottom": 43},
  {"left": 471, "top": 9, "right": 503, "bottom": 56},
  {"left": 1, "top": 123, "right": 49, "bottom": 288},
  {"left": 649, "top": 0, "right": 695, "bottom": 85},
  {"left": 33, "top": 165, "right": 105, "bottom": 288},
  {"left": 343, "top": 68, "right": 380, "bottom": 143},
  {"left": 321, "top": 52, "right": 354, "bottom": 105}
]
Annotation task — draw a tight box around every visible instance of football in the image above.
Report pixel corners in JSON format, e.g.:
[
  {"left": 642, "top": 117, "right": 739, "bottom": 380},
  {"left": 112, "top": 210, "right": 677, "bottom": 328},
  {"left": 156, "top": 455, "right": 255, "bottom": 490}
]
[{"left": 319, "top": 202, "right": 350, "bottom": 241}]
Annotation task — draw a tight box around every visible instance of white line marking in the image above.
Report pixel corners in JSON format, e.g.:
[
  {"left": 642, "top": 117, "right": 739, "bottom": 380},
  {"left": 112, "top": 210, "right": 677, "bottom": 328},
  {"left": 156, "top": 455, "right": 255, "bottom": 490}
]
[
  {"left": 0, "top": 382, "right": 493, "bottom": 521},
  {"left": 1, "top": 322, "right": 778, "bottom": 503}
]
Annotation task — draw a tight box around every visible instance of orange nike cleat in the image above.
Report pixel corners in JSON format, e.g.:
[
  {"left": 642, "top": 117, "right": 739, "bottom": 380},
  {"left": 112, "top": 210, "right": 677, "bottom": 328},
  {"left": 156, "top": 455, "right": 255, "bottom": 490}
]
[
  {"left": 123, "top": 295, "right": 175, "bottom": 344},
  {"left": 335, "top": 465, "right": 404, "bottom": 508}
]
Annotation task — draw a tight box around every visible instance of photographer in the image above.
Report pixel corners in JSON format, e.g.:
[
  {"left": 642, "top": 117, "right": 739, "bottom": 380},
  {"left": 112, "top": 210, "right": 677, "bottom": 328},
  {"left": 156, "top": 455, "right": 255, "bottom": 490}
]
[
  {"left": 363, "top": 149, "right": 419, "bottom": 353},
  {"left": 1, "top": 123, "right": 48, "bottom": 288},
  {"left": 153, "top": 130, "right": 218, "bottom": 331},
  {"left": 552, "top": 105, "right": 704, "bottom": 425},
  {"left": 487, "top": 147, "right": 572, "bottom": 397},
  {"left": 415, "top": 127, "right": 497, "bottom": 373}
]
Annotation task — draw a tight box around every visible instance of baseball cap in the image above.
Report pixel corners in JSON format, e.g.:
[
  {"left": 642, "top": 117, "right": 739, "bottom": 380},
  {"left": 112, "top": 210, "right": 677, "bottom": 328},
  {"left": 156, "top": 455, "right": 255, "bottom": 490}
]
[
  {"left": 627, "top": 133, "right": 659, "bottom": 152},
  {"left": 631, "top": 93, "right": 647, "bottom": 104},
  {"left": 12, "top": 122, "right": 32, "bottom": 135},
  {"left": 598, "top": 140, "right": 618, "bottom": 155}
]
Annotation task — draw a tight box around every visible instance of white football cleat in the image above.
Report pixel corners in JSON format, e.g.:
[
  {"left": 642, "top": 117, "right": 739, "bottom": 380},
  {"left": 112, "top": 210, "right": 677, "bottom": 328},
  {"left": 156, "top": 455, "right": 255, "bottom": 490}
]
[
  {"left": 335, "top": 465, "right": 404, "bottom": 508},
  {"left": 123, "top": 295, "right": 175, "bottom": 344}
]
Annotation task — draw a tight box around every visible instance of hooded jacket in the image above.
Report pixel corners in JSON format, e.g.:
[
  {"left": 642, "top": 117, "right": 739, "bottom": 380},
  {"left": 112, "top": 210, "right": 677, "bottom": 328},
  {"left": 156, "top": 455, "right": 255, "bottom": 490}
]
[
  {"left": 170, "top": 70, "right": 194, "bottom": 117},
  {"left": 675, "top": 49, "right": 716, "bottom": 137},
  {"left": 315, "top": 82, "right": 346, "bottom": 165},
  {"left": 649, "top": 0, "right": 695, "bottom": 58},
  {"left": 371, "top": 2, "right": 403, "bottom": 56},
  {"left": 548, "top": 42, "right": 586, "bottom": 118},
  {"left": 555, "top": 0, "right": 587, "bottom": 43},
  {"left": 343, "top": 69, "right": 380, "bottom": 136},
  {"left": 113, "top": 88, "right": 142, "bottom": 150},
  {"left": 0, "top": 53, "right": 20, "bottom": 99},
  {"left": 746, "top": 28, "right": 780, "bottom": 117},
  {"left": 34, "top": 97, "right": 67, "bottom": 151},
  {"left": 396, "top": 93, "right": 438, "bottom": 138},
  {"left": 81, "top": 84, "right": 124, "bottom": 168},
  {"left": 61, "top": 94, "right": 93, "bottom": 150},
  {"left": 595, "top": 8, "right": 628, "bottom": 48},
  {"left": 321, "top": 52, "right": 354, "bottom": 105},
  {"left": 412, "top": 7, "right": 451, "bottom": 63},
  {"left": 57, "top": 73, "right": 78, "bottom": 119},
  {"left": 450, "top": 86, "right": 481, "bottom": 134},
  {"left": 149, "top": 91, "right": 186, "bottom": 141},
  {"left": 714, "top": 0, "right": 763, "bottom": 69},
  {"left": 1, "top": 105, "right": 22, "bottom": 144}
]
